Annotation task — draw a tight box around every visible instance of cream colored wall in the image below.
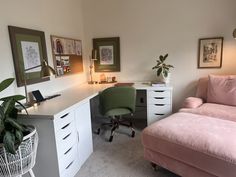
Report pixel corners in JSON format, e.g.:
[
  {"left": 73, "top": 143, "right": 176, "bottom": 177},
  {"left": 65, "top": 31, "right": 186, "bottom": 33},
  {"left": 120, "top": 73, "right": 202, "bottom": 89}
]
[
  {"left": 82, "top": 0, "right": 236, "bottom": 111},
  {"left": 0, "top": 0, "right": 86, "bottom": 98}
]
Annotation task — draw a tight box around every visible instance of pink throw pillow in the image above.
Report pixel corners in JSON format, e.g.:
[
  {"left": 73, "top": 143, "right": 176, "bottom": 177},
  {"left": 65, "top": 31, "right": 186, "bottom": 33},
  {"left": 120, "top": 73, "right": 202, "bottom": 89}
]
[
  {"left": 195, "top": 77, "right": 208, "bottom": 101},
  {"left": 182, "top": 97, "right": 203, "bottom": 109},
  {"left": 207, "top": 75, "right": 236, "bottom": 106}
]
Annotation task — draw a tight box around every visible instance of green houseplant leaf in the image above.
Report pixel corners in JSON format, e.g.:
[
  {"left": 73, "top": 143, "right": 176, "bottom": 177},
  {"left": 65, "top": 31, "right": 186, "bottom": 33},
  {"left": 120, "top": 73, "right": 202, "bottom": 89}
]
[
  {"left": 0, "top": 95, "right": 25, "bottom": 102},
  {"left": 159, "top": 55, "right": 164, "bottom": 62},
  {"left": 3, "top": 131, "right": 16, "bottom": 154},
  {"left": 3, "top": 98, "right": 15, "bottom": 115},
  {"left": 163, "top": 54, "right": 168, "bottom": 61},
  {"left": 6, "top": 118, "right": 24, "bottom": 131},
  {"left": 15, "top": 130, "right": 23, "bottom": 145},
  {"left": 157, "top": 68, "right": 163, "bottom": 76},
  {"left": 0, "top": 78, "right": 14, "bottom": 93}
]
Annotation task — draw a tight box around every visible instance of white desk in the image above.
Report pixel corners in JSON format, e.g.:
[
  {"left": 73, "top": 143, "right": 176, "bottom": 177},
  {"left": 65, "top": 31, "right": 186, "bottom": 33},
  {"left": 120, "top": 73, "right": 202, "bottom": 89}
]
[{"left": 20, "top": 83, "right": 172, "bottom": 177}]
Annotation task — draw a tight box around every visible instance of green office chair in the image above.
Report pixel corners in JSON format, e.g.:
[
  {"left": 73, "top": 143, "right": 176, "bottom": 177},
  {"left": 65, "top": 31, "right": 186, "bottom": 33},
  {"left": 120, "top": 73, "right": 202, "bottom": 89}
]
[{"left": 97, "top": 86, "right": 136, "bottom": 142}]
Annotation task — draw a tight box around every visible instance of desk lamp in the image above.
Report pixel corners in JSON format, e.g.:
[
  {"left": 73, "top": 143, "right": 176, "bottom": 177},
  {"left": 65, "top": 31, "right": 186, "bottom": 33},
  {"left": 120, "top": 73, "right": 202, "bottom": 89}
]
[
  {"left": 88, "top": 49, "right": 97, "bottom": 84},
  {"left": 24, "top": 60, "right": 55, "bottom": 106}
]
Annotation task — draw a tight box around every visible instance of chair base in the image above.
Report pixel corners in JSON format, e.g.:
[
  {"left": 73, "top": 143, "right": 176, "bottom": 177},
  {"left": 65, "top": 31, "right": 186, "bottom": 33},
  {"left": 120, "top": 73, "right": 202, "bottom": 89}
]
[{"left": 96, "top": 116, "right": 135, "bottom": 142}]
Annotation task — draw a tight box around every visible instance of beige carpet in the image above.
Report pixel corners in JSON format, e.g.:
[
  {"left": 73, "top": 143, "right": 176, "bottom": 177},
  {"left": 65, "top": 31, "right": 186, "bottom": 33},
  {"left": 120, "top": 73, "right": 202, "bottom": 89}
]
[{"left": 75, "top": 128, "right": 179, "bottom": 177}]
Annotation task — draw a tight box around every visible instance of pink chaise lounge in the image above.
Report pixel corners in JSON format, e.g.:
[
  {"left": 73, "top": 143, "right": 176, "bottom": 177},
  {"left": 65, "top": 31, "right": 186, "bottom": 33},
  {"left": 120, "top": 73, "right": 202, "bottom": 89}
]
[{"left": 142, "top": 75, "right": 236, "bottom": 177}]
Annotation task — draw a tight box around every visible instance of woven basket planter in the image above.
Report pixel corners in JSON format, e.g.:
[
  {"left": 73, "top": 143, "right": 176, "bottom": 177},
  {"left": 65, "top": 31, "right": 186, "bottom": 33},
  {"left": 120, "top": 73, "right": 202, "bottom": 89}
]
[{"left": 0, "top": 126, "right": 38, "bottom": 177}]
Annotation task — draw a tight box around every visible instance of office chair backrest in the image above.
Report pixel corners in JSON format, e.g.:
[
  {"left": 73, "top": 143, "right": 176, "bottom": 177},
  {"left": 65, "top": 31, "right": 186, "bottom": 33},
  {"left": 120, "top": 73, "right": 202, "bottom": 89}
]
[{"left": 99, "top": 86, "right": 136, "bottom": 116}]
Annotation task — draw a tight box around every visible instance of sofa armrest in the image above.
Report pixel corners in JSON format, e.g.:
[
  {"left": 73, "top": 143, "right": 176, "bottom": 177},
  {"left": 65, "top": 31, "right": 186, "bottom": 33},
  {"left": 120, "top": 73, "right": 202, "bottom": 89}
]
[{"left": 182, "top": 97, "right": 204, "bottom": 109}]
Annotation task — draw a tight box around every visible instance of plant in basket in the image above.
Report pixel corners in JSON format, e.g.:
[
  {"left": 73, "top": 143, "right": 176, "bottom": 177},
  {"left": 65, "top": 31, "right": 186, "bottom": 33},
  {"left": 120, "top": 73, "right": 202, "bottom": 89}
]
[{"left": 0, "top": 78, "right": 38, "bottom": 177}]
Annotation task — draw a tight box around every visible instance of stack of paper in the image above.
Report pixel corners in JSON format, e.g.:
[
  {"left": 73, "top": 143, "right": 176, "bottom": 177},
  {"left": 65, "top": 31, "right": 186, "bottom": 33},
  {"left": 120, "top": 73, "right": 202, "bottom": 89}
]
[{"left": 151, "top": 82, "right": 166, "bottom": 87}]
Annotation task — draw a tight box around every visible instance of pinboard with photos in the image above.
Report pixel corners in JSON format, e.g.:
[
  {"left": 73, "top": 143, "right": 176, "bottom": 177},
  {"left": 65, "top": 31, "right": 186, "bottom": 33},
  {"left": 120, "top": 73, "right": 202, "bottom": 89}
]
[{"left": 50, "top": 35, "right": 83, "bottom": 77}]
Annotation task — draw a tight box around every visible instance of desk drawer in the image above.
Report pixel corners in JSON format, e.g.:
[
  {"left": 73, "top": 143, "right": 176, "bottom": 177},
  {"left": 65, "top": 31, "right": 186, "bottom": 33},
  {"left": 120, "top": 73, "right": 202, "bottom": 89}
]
[
  {"left": 56, "top": 121, "right": 75, "bottom": 144},
  {"left": 56, "top": 128, "right": 77, "bottom": 158},
  {"left": 60, "top": 155, "right": 79, "bottom": 177},
  {"left": 148, "top": 97, "right": 171, "bottom": 105},
  {"left": 59, "top": 143, "right": 77, "bottom": 175},
  {"left": 148, "top": 104, "right": 171, "bottom": 114},
  {"left": 54, "top": 109, "right": 74, "bottom": 132},
  {"left": 148, "top": 90, "right": 171, "bottom": 98},
  {"left": 147, "top": 113, "right": 167, "bottom": 125}
]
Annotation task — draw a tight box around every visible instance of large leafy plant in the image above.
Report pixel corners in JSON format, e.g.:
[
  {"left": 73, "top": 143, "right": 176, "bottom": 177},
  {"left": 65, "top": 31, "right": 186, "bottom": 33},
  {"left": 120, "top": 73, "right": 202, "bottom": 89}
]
[
  {"left": 152, "top": 54, "right": 174, "bottom": 77},
  {"left": 0, "top": 78, "right": 29, "bottom": 154}
]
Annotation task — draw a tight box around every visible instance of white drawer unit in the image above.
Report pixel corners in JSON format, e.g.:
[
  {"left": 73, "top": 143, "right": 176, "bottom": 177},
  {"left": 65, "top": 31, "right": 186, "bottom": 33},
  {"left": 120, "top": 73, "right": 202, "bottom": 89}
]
[
  {"left": 147, "top": 86, "right": 172, "bottom": 125},
  {"left": 19, "top": 100, "right": 93, "bottom": 177}
]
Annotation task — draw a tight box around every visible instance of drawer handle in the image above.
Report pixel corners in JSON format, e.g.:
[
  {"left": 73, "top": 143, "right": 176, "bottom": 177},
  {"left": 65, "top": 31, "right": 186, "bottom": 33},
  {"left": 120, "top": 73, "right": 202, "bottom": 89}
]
[
  {"left": 66, "top": 160, "right": 74, "bottom": 170},
  {"left": 154, "top": 97, "right": 164, "bottom": 99},
  {"left": 77, "top": 131, "right": 79, "bottom": 142},
  {"left": 154, "top": 91, "right": 164, "bottom": 93},
  {"left": 61, "top": 123, "right": 70, "bottom": 130},
  {"left": 63, "top": 133, "right": 71, "bottom": 140},
  {"left": 155, "top": 104, "right": 165, "bottom": 106},
  {"left": 155, "top": 113, "right": 165, "bottom": 116},
  {"left": 140, "top": 98, "right": 144, "bottom": 103},
  {"left": 60, "top": 113, "right": 69, "bottom": 119},
  {"left": 64, "top": 147, "right": 72, "bottom": 155}
]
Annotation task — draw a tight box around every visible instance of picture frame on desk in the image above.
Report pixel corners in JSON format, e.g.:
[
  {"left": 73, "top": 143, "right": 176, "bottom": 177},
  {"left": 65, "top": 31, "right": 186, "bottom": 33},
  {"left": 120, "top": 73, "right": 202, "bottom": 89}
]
[
  {"left": 93, "top": 37, "right": 120, "bottom": 72},
  {"left": 198, "top": 37, "right": 223, "bottom": 68},
  {"left": 8, "top": 26, "right": 49, "bottom": 87}
]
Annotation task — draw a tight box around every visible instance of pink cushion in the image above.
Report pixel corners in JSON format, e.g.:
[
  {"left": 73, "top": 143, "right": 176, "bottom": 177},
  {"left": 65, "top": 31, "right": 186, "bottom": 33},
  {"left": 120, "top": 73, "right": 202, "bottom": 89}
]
[
  {"left": 182, "top": 97, "right": 203, "bottom": 109},
  {"left": 196, "top": 77, "right": 208, "bottom": 101},
  {"left": 207, "top": 75, "right": 236, "bottom": 106}
]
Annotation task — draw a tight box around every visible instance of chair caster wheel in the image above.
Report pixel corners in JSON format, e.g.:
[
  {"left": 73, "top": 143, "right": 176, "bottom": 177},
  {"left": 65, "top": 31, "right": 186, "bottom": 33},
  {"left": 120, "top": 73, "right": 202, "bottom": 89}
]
[
  {"left": 151, "top": 162, "right": 160, "bottom": 171},
  {"left": 131, "top": 131, "right": 135, "bottom": 138},
  {"left": 96, "top": 128, "right": 100, "bottom": 135},
  {"left": 109, "top": 136, "right": 113, "bottom": 142}
]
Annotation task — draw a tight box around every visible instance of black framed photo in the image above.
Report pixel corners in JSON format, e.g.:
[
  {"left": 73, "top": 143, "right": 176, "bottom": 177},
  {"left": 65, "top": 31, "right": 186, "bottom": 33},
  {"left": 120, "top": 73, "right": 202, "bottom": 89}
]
[
  {"left": 93, "top": 37, "right": 120, "bottom": 72},
  {"left": 198, "top": 37, "right": 223, "bottom": 68},
  {"left": 8, "top": 26, "right": 49, "bottom": 87}
]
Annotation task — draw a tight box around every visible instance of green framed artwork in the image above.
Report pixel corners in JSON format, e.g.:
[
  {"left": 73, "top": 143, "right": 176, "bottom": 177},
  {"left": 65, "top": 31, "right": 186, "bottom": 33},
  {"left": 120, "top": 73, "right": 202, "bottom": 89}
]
[
  {"left": 8, "top": 26, "right": 49, "bottom": 87},
  {"left": 93, "top": 37, "right": 120, "bottom": 72}
]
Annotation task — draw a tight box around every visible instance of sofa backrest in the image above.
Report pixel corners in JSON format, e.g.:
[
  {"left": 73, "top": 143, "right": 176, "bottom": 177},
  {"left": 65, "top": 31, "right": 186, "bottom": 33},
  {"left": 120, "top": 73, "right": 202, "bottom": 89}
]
[
  {"left": 196, "top": 75, "right": 236, "bottom": 106},
  {"left": 195, "top": 77, "right": 208, "bottom": 102}
]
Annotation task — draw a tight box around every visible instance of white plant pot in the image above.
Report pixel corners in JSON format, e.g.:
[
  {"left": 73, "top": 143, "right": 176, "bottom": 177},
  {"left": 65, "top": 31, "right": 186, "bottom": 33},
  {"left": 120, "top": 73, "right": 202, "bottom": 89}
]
[
  {"left": 0, "top": 126, "right": 38, "bottom": 177},
  {"left": 157, "top": 73, "right": 171, "bottom": 84}
]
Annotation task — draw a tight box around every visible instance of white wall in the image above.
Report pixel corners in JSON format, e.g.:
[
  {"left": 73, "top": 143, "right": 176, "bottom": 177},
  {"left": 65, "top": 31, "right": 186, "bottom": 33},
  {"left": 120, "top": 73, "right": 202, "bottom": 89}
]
[
  {"left": 82, "top": 0, "right": 236, "bottom": 111},
  {"left": 0, "top": 0, "right": 86, "bottom": 99}
]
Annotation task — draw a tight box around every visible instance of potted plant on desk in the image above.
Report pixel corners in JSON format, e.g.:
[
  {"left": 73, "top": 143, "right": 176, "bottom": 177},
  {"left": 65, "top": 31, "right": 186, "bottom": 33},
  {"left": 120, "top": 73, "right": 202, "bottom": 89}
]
[
  {"left": 152, "top": 54, "right": 174, "bottom": 84},
  {"left": 0, "top": 78, "right": 38, "bottom": 177}
]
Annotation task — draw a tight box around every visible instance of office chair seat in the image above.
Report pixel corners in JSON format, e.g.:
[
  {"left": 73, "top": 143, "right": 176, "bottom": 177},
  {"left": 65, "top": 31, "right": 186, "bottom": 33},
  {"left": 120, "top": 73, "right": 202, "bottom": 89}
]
[
  {"left": 97, "top": 86, "right": 136, "bottom": 142},
  {"left": 105, "top": 108, "right": 132, "bottom": 117}
]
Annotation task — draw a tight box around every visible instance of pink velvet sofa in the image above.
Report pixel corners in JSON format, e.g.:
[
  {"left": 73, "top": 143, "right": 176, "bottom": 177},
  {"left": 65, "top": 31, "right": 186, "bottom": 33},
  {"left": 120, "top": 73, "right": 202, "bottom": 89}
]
[{"left": 142, "top": 75, "right": 236, "bottom": 177}]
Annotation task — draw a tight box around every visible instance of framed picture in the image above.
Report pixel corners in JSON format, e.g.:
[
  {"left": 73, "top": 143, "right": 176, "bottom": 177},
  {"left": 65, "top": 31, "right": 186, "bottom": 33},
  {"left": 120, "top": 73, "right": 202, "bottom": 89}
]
[
  {"left": 93, "top": 37, "right": 120, "bottom": 72},
  {"left": 198, "top": 37, "right": 223, "bottom": 68},
  {"left": 50, "top": 35, "right": 83, "bottom": 77},
  {"left": 8, "top": 26, "right": 49, "bottom": 87}
]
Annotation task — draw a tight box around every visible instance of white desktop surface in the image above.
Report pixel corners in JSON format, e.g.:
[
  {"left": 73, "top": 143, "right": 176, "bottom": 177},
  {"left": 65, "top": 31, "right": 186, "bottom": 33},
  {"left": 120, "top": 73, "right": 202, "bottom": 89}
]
[
  {"left": 23, "top": 83, "right": 112, "bottom": 118},
  {"left": 22, "top": 82, "right": 171, "bottom": 119}
]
